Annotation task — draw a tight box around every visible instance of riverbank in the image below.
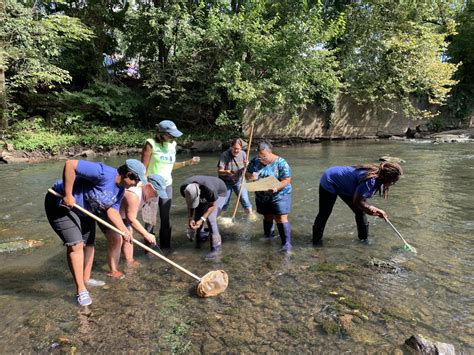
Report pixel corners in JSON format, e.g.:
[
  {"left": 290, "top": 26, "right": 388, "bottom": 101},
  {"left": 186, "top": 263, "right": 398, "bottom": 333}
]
[{"left": 1, "top": 127, "right": 473, "bottom": 164}]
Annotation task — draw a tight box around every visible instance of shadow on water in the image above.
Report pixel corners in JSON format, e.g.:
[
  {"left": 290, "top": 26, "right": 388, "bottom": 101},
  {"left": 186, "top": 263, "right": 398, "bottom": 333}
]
[{"left": 0, "top": 141, "right": 473, "bottom": 352}]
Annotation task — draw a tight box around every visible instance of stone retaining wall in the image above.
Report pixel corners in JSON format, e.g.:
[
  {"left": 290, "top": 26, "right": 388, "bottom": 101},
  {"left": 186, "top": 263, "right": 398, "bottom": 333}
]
[{"left": 247, "top": 94, "right": 428, "bottom": 139}]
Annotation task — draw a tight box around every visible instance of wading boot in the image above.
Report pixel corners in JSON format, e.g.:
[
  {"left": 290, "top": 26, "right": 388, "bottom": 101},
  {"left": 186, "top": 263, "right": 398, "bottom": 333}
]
[
  {"left": 357, "top": 223, "right": 370, "bottom": 244},
  {"left": 277, "top": 222, "right": 292, "bottom": 253},
  {"left": 263, "top": 220, "right": 275, "bottom": 240}
]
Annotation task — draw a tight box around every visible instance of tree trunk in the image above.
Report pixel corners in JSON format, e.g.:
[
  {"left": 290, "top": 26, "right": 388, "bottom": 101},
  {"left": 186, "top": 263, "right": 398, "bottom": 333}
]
[{"left": 0, "top": 0, "right": 7, "bottom": 134}]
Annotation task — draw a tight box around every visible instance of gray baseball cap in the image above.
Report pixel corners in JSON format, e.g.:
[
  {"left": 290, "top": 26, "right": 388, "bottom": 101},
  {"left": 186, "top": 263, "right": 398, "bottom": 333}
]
[{"left": 184, "top": 183, "right": 200, "bottom": 208}]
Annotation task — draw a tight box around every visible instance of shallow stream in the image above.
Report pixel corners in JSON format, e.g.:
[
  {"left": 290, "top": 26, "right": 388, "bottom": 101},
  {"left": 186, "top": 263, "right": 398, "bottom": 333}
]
[{"left": 0, "top": 140, "right": 472, "bottom": 353}]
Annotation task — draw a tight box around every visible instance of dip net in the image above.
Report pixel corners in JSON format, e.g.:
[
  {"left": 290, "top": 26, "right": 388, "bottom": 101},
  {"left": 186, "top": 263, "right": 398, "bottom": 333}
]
[{"left": 196, "top": 270, "right": 229, "bottom": 297}]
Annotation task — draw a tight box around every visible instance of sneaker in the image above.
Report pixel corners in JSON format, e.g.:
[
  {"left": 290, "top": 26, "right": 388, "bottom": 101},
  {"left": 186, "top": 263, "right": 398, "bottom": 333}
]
[
  {"left": 77, "top": 290, "right": 92, "bottom": 306},
  {"left": 85, "top": 278, "right": 105, "bottom": 287}
]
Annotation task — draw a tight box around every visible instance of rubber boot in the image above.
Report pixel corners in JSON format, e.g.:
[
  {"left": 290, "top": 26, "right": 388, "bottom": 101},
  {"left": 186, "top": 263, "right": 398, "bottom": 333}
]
[
  {"left": 206, "top": 234, "right": 222, "bottom": 259},
  {"left": 159, "top": 227, "right": 172, "bottom": 249},
  {"left": 277, "top": 222, "right": 292, "bottom": 253},
  {"left": 312, "top": 224, "right": 324, "bottom": 246},
  {"left": 357, "top": 223, "right": 369, "bottom": 243},
  {"left": 263, "top": 220, "right": 275, "bottom": 240}
]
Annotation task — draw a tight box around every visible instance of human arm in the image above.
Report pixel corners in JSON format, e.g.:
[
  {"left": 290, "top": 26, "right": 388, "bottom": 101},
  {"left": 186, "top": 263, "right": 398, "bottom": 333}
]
[
  {"left": 62, "top": 160, "right": 79, "bottom": 207},
  {"left": 189, "top": 201, "right": 216, "bottom": 230},
  {"left": 123, "top": 190, "right": 156, "bottom": 245},
  {"left": 353, "top": 193, "right": 387, "bottom": 219},
  {"left": 106, "top": 208, "right": 133, "bottom": 242},
  {"left": 173, "top": 156, "right": 200, "bottom": 170},
  {"left": 141, "top": 142, "right": 152, "bottom": 175},
  {"left": 268, "top": 177, "right": 292, "bottom": 194}
]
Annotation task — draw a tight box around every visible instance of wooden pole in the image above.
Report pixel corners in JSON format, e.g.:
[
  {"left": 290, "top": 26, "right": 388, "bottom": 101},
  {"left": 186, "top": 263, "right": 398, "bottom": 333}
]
[{"left": 231, "top": 122, "right": 255, "bottom": 220}]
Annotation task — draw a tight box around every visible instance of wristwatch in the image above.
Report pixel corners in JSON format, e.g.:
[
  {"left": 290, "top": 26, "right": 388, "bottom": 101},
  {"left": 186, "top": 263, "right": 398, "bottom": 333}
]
[{"left": 200, "top": 216, "right": 207, "bottom": 222}]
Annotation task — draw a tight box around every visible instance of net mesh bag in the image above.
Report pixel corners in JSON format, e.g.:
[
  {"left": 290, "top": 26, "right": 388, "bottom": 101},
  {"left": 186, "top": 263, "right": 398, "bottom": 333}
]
[{"left": 196, "top": 270, "right": 229, "bottom": 297}]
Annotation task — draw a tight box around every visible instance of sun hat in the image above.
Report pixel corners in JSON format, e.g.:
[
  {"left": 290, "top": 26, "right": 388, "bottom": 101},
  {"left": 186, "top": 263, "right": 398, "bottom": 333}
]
[
  {"left": 148, "top": 174, "right": 168, "bottom": 199},
  {"left": 184, "top": 183, "right": 200, "bottom": 209},
  {"left": 156, "top": 120, "right": 183, "bottom": 138},
  {"left": 125, "top": 159, "right": 147, "bottom": 183}
]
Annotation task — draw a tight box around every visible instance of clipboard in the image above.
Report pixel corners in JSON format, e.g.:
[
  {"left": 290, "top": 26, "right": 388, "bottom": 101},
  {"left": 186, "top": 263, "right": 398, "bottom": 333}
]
[{"left": 242, "top": 176, "right": 280, "bottom": 192}]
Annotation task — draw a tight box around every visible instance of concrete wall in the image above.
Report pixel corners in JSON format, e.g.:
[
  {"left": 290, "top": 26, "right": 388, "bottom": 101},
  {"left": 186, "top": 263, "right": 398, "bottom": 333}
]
[{"left": 247, "top": 94, "right": 427, "bottom": 139}]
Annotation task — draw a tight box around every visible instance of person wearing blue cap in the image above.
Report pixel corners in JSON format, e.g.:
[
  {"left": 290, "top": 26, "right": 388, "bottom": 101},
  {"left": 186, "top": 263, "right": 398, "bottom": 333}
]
[
  {"left": 141, "top": 120, "right": 200, "bottom": 250},
  {"left": 100, "top": 174, "right": 169, "bottom": 278},
  {"left": 44, "top": 159, "right": 147, "bottom": 306}
]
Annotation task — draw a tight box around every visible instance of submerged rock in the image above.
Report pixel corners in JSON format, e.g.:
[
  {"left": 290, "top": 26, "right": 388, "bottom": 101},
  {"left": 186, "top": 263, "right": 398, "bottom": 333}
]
[
  {"left": 404, "top": 335, "right": 455, "bottom": 355},
  {"left": 0, "top": 239, "right": 44, "bottom": 253},
  {"left": 365, "top": 257, "right": 402, "bottom": 274}
]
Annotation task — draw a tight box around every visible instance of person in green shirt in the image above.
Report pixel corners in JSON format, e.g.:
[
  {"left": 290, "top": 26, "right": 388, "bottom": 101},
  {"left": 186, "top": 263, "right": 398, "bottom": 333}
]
[{"left": 141, "top": 120, "right": 200, "bottom": 249}]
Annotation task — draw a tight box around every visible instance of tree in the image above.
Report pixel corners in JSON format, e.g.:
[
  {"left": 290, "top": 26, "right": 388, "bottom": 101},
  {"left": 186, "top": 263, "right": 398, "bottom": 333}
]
[
  {"left": 123, "top": 0, "right": 343, "bottom": 127},
  {"left": 338, "top": 0, "right": 459, "bottom": 119},
  {"left": 447, "top": 0, "right": 474, "bottom": 122},
  {"left": 2, "top": 0, "right": 93, "bottom": 130}
]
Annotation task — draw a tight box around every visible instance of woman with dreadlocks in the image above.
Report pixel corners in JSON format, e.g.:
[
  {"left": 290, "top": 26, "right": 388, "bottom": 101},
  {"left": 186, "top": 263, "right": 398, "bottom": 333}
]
[{"left": 312, "top": 162, "right": 403, "bottom": 245}]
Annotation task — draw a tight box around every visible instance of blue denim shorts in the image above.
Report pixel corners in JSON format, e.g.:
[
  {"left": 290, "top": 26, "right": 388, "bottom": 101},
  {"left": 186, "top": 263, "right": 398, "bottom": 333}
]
[{"left": 256, "top": 193, "right": 291, "bottom": 216}]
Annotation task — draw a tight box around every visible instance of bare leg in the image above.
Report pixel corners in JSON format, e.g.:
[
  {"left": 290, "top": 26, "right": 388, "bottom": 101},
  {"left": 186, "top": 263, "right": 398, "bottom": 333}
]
[
  {"left": 67, "top": 243, "right": 86, "bottom": 294},
  {"left": 122, "top": 227, "right": 135, "bottom": 265},
  {"left": 83, "top": 245, "right": 95, "bottom": 282},
  {"left": 106, "top": 230, "right": 122, "bottom": 274}
]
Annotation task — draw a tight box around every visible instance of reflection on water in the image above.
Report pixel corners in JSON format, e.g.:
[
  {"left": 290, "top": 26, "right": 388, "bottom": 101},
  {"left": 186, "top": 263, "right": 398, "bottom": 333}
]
[{"left": 0, "top": 141, "right": 473, "bottom": 352}]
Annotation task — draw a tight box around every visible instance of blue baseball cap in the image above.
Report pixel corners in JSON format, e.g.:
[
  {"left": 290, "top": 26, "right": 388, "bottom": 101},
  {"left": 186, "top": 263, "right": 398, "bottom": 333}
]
[
  {"left": 156, "top": 120, "right": 183, "bottom": 138},
  {"left": 148, "top": 174, "right": 168, "bottom": 199},
  {"left": 125, "top": 159, "right": 147, "bottom": 183}
]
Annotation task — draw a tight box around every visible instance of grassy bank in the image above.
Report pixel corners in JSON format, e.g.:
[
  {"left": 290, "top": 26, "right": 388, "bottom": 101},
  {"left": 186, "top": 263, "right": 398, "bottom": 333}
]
[{"left": 6, "top": 118, "right": 237, "bottom": 153}]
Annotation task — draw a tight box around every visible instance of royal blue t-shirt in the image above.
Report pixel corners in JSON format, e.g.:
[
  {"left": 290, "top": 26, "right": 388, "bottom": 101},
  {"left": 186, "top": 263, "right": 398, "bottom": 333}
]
[
  {"left": 247, "top": 156, "right": 292, "bottom": 203},
  {"left": 52, "top": 161, "right": 125, "bottom": 215},
  {"left": 320, "top": 166, "right": 381, "bottom": 199}
]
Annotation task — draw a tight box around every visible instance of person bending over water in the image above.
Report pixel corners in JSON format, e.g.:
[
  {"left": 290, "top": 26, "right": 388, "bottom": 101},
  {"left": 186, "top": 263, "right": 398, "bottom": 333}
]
[
  {"left": 217, "top": 138, "right": 253, "bottom": 215},
  {"left": 45, "top": 159, "right": 147, "bottom": 306},
  {"left": 312, "top": 162, "right": 403, "bottom": 245},
  {"left": 141, "top": 120, "right": 200, "bottom": 250},
  {"left": 99, "top": 174, "right": 168, "bottom": 279},
  {"left": 180, "top": 176, "right": 227, "bottom": 258},
  {"left": 246, "top": 141, "right": 293, "bottom": 253}
]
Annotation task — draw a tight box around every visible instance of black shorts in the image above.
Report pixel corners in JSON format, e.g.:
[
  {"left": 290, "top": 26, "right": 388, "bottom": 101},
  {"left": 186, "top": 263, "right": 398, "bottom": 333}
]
[{"left": 44, "top": 192, "right": 96, "bottom": 246}]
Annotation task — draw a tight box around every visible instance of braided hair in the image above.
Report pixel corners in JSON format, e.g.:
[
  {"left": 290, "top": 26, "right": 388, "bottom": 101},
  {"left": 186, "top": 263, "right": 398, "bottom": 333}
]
[{"left": 353, "top": 162, "right": 403, "bottom": 199}]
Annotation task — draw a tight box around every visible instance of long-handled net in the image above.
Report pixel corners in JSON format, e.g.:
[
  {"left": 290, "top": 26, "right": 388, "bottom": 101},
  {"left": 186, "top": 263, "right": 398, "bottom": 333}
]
[
  {"left": 48, "top": 189, "right": 229, "bottom": 297},
  {"left": 385, "top": 217, "right": 417, "bottom": 254}
]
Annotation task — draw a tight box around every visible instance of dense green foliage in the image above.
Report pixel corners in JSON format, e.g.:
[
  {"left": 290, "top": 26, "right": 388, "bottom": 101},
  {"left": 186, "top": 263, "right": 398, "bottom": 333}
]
[{"left": 1, "top": 0, "right": 473, "bottom": 151}]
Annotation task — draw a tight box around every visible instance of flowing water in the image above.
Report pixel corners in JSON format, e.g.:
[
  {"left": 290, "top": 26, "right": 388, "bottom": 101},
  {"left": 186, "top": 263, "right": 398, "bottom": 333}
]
[{"left": 0, "top": 140, "right": 473, "bottom": 353}]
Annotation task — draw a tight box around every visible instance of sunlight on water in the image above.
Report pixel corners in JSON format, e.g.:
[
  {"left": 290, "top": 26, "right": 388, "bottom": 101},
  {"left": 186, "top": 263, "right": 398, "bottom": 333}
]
[{"left": 0, "top": 140, "right": 473, "bottom": 352}]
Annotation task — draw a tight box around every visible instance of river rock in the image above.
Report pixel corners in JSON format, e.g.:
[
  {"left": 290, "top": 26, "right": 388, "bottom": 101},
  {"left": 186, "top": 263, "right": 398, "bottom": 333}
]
[
  {"left": 0, "top": 239, "right": 45, "bottom": 253},
  {"left": 365, "top": 256, "right": 401, "bottom": 273},
  {"left": 404, "top": 335, "right": 455, "bottom": 355},
  {"left": 379, "top": 155, "right": 406, "bottom": 164},
  {"left": 191, "top": 140, "right": 222, "bottom": 152},
  {"left": 75, "top": 149, "right": 96, "bottom": 158},
  {"left": 431, "top": 134, "right": 471, "bottom": 143}
]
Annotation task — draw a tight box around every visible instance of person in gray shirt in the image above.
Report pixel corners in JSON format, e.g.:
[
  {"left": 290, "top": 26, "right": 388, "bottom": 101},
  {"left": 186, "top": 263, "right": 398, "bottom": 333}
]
[
  {"left": 217, "top": 138, "right": 253, "bottom": 215},
  {"left": 180, "top": 176, "right": 227, "bottom": 257}
]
